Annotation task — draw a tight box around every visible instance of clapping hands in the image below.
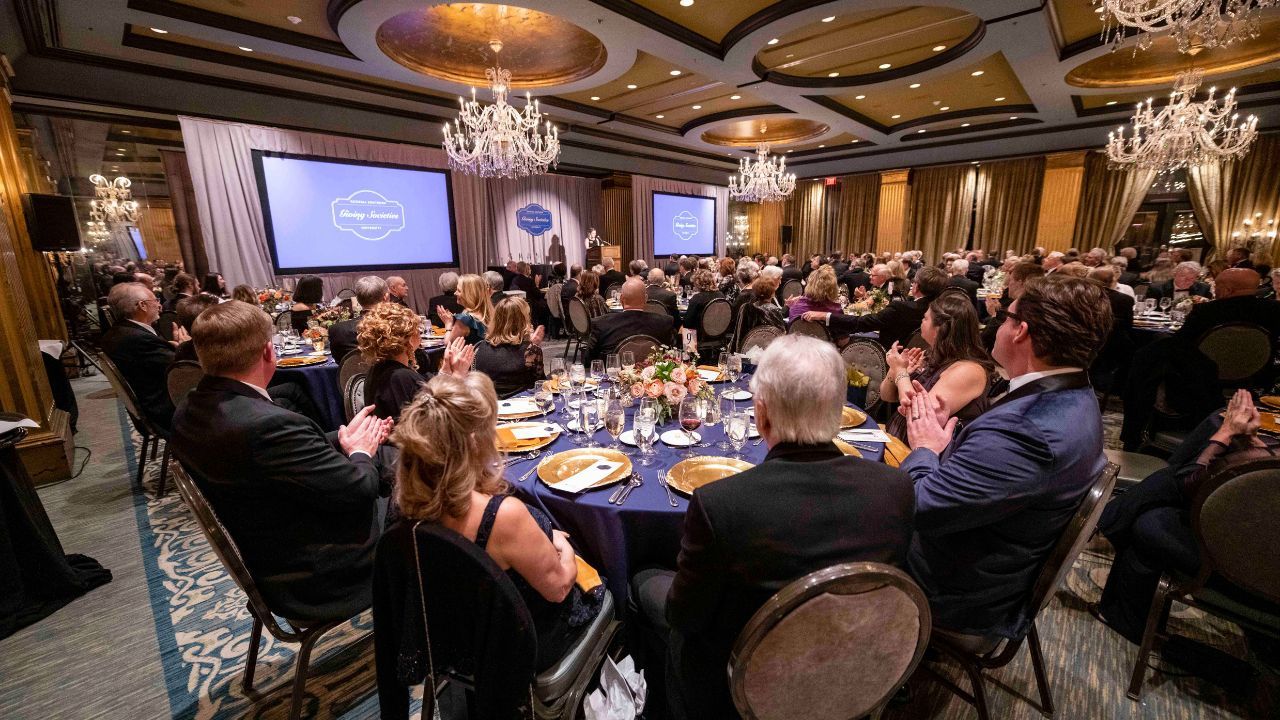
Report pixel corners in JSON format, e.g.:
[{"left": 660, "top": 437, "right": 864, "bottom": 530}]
[
  {"left": 339, "top": 406, "right": 393, "bottom": 457},
  {"left": 885, "top": 342, "right": 924, "bottom": 377},
  {"left": 531, "top": 325, "right": 546, "bottom": 346},
  {"left": 904, "top": 380, "right": 955, "bottom": 455},
  {"left": 435, "top": 306, "right": 454, "bottom": 328},
  {"left": 1221, "top": 389, "right": 1261, "bottom": 439},
  {"left": 440, "top": 337, "right": 475, "bottom": 377}
]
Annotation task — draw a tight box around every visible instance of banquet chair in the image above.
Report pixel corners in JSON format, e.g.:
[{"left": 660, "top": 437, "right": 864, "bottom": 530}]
[
  {"left": 644, "top": 300, "right": 669, "bottom": 317},
  {"left": 1103, "top": 448, "right": 1168, "bottom": 494},
  {"left": 273, "top": 310, "right": 293, "bottom": 333},
  {"left": 373, "top": 522, "right": 620, "bottom": 720},
  {"left": 700, "top": 298, "right": 732, "bottom": 341},
  {"left": 98, "top": 353, "right": 170, "bottom": 497},
  {"left": 787, "top": 318, "right": 831, "bottom": 342},
  {"left": 171, "top": 463, "right": 359, "bottom": 720},
  {"left": 1127, "top": 455, "right": 1280, "bottom": 700},
  {"left": 840, "top": 340, "right": 888, "bottom": 413},
  {"left": 728, "top": 562, "right": 930, "bottom": 720},
  {"left": 342, "top": 374, "right": 367, "bottom": 425},
  {"left": 338, "top": 353, "right": 371, "bottom": 402},
  {"left": 545, "top": 282, "right": 563, "bottom": 339},
  {"left": 616, "top": 334, "right": 662, "bottom": 361},
  {"left": 779, "top": 279, "right": 804, "bottom": 301},
  {"left": 924, "top": 462, "right": 1119, "bottom": 720},
  {"left": 739, "top": 325, "right": 782, "bottom": 357},
  {"left": 564, "top": 298, "right": 591, "bottom": 362},
  {"left": 1133, "top": 282, "right": 1150, "bottom": 300},
  {"left": 334, "top": 288, "right": 355, "bottom": 301},
  {"left": 605, "top": 282, "right": 622, "bottom": 297},
  {"left": 166, "top": 361, "right": 204, "bottom": 408},
  {"left": 1195, "top": 322, "right": 1273, "bottom": 389}
]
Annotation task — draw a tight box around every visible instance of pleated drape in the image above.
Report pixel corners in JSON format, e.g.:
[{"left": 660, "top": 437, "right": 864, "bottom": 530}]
[
  {"left": 834, "top": 173, "right": 880, "bottom": 254},
  {"left": 1072, "top": 151, "right": 1156, "bottom": 252},
  {"left": 972, "top": 157, "right": 1045, "bottom": 255},
  {"left": 1186, "top": 134, "right": 1280, "bottom": 262},
  {"left": 736, "top": 201, "right": 783, "bottom": 257},
  {"left": 159, "top": 149, "right": 209, "bottom": 278},
  {"left": 630, "top": 175, "right": 729, "bottom": 262},
  {"left": 907, "top": 165, "right": 976, "bottom": 263},
  {"left": 133, "top": 204, "right": 181, "bottom": 262},
  {"left": 783, "top": 179, "right": 827, "bottom": 259},
  {"left": 484, "top": 175, "right": 601, "bottom": 267}
]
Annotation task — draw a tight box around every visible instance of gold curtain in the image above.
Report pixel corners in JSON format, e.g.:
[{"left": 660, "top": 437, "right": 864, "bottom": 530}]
[
  {"left": 907, "top": 164, "right": 976, "bottom": 263},
  {"left": 782, "top": 179, "right": 827, "bottom": 259},
  {"left": 733, "top": 200, "right": 783, "bottom": 257},
  {"left": 602, "top": 185, "right": 632, "bottom": 267},
  {"left": 1186, "top": 133, "right": 1280, "bottom": 263},
  {"left": 875, "top": 170, "right": 910, "bottom": 256},
  {"left": 1072, "top": 150, "right": 1156, "bottom": 251},
  {"left": 973, "top": 156, "right": 1045, "bottom": 255},
  {"left": 834, "top": 173, "right": 880, "bottom": 255},
  {"left": 135, "top": 203, "right": 181, "bottom": 263},
  {"left": 1033, "top": 151, "right": 1088, "bottom": 254}
]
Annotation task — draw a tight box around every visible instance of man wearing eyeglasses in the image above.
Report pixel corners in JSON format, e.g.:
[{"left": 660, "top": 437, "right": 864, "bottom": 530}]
[{"left": 102, "top": 282, "right": 189, "bottom": 432}]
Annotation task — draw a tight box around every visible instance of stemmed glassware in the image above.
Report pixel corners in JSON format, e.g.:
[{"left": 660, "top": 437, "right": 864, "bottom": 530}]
[
  {"left": 604, "top": 391, "right": 626, "bottom": 452},
  {"left": 726, "top": 353, "right": 743, "bottom": 391},
  {"left": 590, "top": 359, "right": 605, "bottom": 387},
  {"left": 570, "top": 362, "right": 586, "bottom": 386},
  {"left": 621, "top": 351, "right": 635, "bottom": 374},
  {"left": 1144, "top": 298, "right": 1157, "bottom": 314},
  {"left": 717, "top": 351, "right": 729, "bottom": 381},
  {"left": 534, "top": 380, "right": 555, "bottom": 417},
  {"left": 724, "top": 407, "right": 749, "bottom": 459},
  {"left": 634, "top": 398, "right": 658, "bottom": 466},
  {"left": 579, "top": 390, "right": 600, "bottom": 448},
  {"left": 717, "top": 392, "right": 736, "bottom": 450},
  {"left": 1159, "top": 297, "right": 1172, "bottom": 313},
  {"left": 567, "top": 388, "right": 586, "bottom": 443},
  {"left": 606, "top": 354, "right": 621, "bottom": 386},
  {"left": 678, "top": 395, "right": 702, "bottom": 459}
]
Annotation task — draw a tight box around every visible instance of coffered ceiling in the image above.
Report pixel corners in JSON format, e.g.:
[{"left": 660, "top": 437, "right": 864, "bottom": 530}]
[{"left": 3, "top": 0, "right": 1279, "bottom": 181}]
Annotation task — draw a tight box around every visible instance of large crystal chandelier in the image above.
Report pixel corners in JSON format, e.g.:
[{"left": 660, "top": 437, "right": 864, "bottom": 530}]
[
  {"left": 729, "top": 128, "right": 795, "bottom": 203},
  {"left": 89, "top": 173, "right": 138, "bottom": 224},
  {"left": 1106, "top": 69, "right": 1258, "bottom": 174},
  {"left": 441, "top": 40, "right": 559, "bottom": 178},
  {"left": 84, "top": 208, "right": 110, "bottom": 246},
  {"left": 1095, "top": 0, "right": 1277, "bottom": 54}
]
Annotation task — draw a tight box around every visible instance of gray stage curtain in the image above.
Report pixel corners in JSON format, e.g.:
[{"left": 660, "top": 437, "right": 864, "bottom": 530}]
[
  {"left": 484, "top": 175, "right": 601, "bottom": 268},
  {"left": 630, "top": 175, "right": 729, "bottom": 263},
  {"left": 158, "top": 149, "right": 209, "bottom": 278}
]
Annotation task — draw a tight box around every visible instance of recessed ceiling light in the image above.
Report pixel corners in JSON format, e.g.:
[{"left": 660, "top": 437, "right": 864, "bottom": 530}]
[
  {"left": 691, "top": 104, "right": 702, "bottom": 109},
  {"left": 238, "top": 46, "right": 253, "bottom": 52},
  {"left": 828, "top": 72, "right": 840, "bottom": 77},
  {"left": 121, "top": 130, "right": 131, "bottom": 134},
  {"left": 855, "top": 94, "right": 866, "bottom": 100},
  {"left": 730, "top": 94, "right": 741, "bottom": 100},
  {"left": 878, "top": 63, "right": 891, "bottom": 69},
  {"left": 891, "top": 114, "right": 901, "bottom": 119},
  {"left": 1010, "top": 115, "right": 1019, "bottom": 120},
  {"left": 669, "top": 70, "right": 682, "bottom": 76},
  {"left": 767, "top": 38, "right": 779, "bottom": 45},
  {"left": 932, "top": 45, "right": 946, "bottom": 52},
  {"left": 818, "top": 144, "right": 825, "bottom": 148},
  {"left": 150, "top": 27, "right": 169, "bottom": 34},
  {"left": 851, "top": 139, "right": 859, "bottom": 143},
  {"left": 590, "top": 96, "right": 600, "bottom": 101},
  {"left": 626, "top": 84, "right": 637, "bottom": 89},
  {"left": 971, "top": 70, "right": 985, "bottom": 76},
  {"left": 994, "top": 96, "right": 1005, "bottom": 102},
  {"left": 909, "top": 83, "right": 921, "bottom": 89},
  {"left": 680, "top": 0, "right": 694, "bottom": 5},
  {"left": 115, "top": 152, "right": 125, "bottom": 156},
  {"left": 822, "top": 16, "right": 836, "bottom": 22},
  {"left": 655, "top": 114, "right": 665, "bottom": 119},
  {"left": 286, "top": 15, "right": 303, "bottom": 24},
  {"left": 939, "top": 106, "right": 950, "bottom": 111},
  {"left": 961, "top": 122, "right": 971, "bottom": 127},
  {"left": 1106, "top": 100, "right": 1118, "bottom": 106}
]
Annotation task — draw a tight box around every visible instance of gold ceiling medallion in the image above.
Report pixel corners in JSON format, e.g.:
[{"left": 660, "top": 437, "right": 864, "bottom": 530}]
[{"left": 701, "top": 118, "right": 829, "bottom": 147}]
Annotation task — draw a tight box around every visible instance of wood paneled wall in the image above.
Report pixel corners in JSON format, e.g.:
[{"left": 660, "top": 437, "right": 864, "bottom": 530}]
[
  {"left": 1033, "top": 151, "right": 1087, "bottom": 253},
  {"left": 875, "top": 170, "right": 910, "bottom": 255}
]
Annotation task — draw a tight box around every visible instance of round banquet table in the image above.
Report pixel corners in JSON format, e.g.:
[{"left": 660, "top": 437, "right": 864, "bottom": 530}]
[{"left": 507, "top": 391, "right": 884, "bottom": 603}]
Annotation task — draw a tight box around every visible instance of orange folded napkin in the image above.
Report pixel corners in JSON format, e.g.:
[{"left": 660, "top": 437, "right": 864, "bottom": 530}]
[{"left": 575, "top": 555, "right": 603, "bottom": 593}]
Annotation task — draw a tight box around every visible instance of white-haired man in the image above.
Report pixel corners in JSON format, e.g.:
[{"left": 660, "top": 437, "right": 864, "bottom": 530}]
[
  {"left": 426, "top": 272, "right": 463, "bottom": 328},
  {"left": 633, "top": 335, "right": 913, "bottom": 719},
  {"left": 483, "top": 270, "right": 506, "bottom": 306},
  {"left": 1042, "top": 251, "right": 1065, "bottom": 273},
  {"left": 386, "top": 276, "right": 410, "bottom": 308},
  {"left": 102, "top": 282, "right": 187, "bottom": 431},
  {"left": 1143, "top": 261, "right": 1211, "bottom": 303},
  {"left": 645, "top": 268, "right": 681, "bottom": 324},
  {"left": 600, "top": 256, "right": 626, "bottom": 293},
  {"left": 948, "top": 258, "right": 980, "bottom": 307},
  {"left": 328, "top": 276, "right": 388, "bottom": 363}
]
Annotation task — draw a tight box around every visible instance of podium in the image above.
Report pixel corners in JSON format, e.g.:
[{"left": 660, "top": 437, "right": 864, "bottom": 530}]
[{"left": 587, "top": 245, "right": 620, "bottom": 269}]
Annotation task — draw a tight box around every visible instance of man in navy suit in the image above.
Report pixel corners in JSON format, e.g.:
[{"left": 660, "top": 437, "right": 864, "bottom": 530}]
[{"left": 900, "top": 274, "right": 1113, "bottom": 643}]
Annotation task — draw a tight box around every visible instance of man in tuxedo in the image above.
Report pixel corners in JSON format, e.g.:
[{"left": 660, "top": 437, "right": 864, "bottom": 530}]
[
  {"left": 101, "top": 282, "right": 185, "bottom": 432},
  {"left": 964, "top": 253, "right": 987, "bottom": 284},
  {"left": 803, "top": 266, "right": 948, "bottom": 349},
  {"left": 163, "top": 273, "right": 198, "bottom": 313},
  {"left": 560, "top": 265, "right": 581, "bottom": 310},
  {"left": 1042, "top": 251, "right": 1065, "bottom": 274},
  {"left": 830, "top": 251, "right": 851, "bottom": 277},
  {"left": 901, "top": 274, "right": 1111, "bottom": 642},
  {"left": 584, "top": 278, "right": 673, "bottom": 362},
  {"left": 839, "top": 261, "right": 872, "bottom": 297},
  {"left": 426, "top": 272, "right": 463, "bottom": 329},
  {"left": 328, "top": 276, "right": 388, "bottom": 364},
  {"left": 484, "top": 271, "right": 506, "bottom": 306},
  {"left": 172, "top": 300, "right": 393, "bottom": 623},
  {"left": 599, "top": 257, "right": 626, "bottom": 294},
  {"left": 386, "top": 276, "right": 411, "bottom": 309},
  {"left": 645, "top": 268, "right": 682, "bottom": 325},
  {"left": 1088, "top": 266, "right": 1136, "bottom": 387},
  {"left": 499, "top": 260, "right": 519, "bottom": 289},
  {"left": 868, "top": 263, "right": 906, "bottom": 299},
  {"left": 633, "top": 336, "right": 914, "bottom": 718},
  {"left": 947, "top": 259, "right": 981, "bottom": 308},
  {"left": 1226, "top": 247, "right": 1254, "bottom": 269},
  {"left": 663, "top": 254, "right": 680, "bottom": 279},
  {"left": 1143, "top": 262, "right": 1212, "bottom": 303},
  {"left": 779, "top": 254, "right": 803, "bottom": 283}
]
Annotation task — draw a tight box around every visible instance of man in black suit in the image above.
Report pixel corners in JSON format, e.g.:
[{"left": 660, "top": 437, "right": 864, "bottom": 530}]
[
  {"left": 1226, "top": 247, "right": 1254, "bottom": 270},
  {"left": 663, "top": 254, "right": 680, "bottom": 279},
  {"left": 830, "top": 251, "right": 851, "bottom": 277},
  {"left": 633, "top": 335, "right": 914, "bottom": 718},
  {"left": 1112, "top": 257, "right": 1140, "bottom": 288},
  {"left": 172, "top": 300, "right": 393, "bottom": 622},
  {"left": 163, "top": 273, "right": 198, "bottom": 313},
  {"left": 839, "top": 262, "right": 872, "bottom": 297},
  {"left": 328, "top": 276, "right": 388, "bottom": 364},
  {"left": 1144, "top": 262, "right": 1212, "bottom": 303},
  {"left": 426, "top": 272, "right": 464, "bottom": 329},
  {"left": 386, "top": 276, "right": 411, "bottom": 309},
  {"left": 1089, "top": 266, "right": 1136, "bottom": 384},
  {"left": 485, "top": 271, "right": 507, "bottom": 307},
  {"left": 779, "top": 254, "right": 803, "bottom": 283},
  {"left": 584, "top": 279, "right": 674, "bottom": 362},
  {"left": 645, "top": 268, "right": 682, "bottom": 325},
  {"left": 947, "top": 259, "right": 981, "bottom": 308},
  {"left": 560, "top": 265, "right": 581, "bottom": 310},
  {"left": 804, "top": 266, "right": 948, "bottom": 349},
  {"left": 102, "top": 282, "right": 185, "bottom": 432},
  {"left": 599, "top": 257, "right": 626, "bottom": 295}
]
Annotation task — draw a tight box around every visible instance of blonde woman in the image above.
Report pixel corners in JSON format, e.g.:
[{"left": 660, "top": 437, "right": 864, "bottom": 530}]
[
  {"left": 358, "top": 302, "right": 473, "bottom": 420},
  {"left": 437, "top": 274, "right": 494, "bottom": 346},
  {"left": 391, "top": 372, "right": 601, "bottom": 670},
  {"left": 786, "top": 264, "right": 842, "bottom": 321},
  {"left": 473, "top": 297, "right": 546, "bottom": 398}
]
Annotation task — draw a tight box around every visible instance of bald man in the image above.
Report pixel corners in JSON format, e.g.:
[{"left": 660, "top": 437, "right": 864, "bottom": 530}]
[
  {"left": 386, "top": 276, "right": 410, "bottom": 308},
  {"left": 583, "top": 277, "right": 674, "bottom": 362}
]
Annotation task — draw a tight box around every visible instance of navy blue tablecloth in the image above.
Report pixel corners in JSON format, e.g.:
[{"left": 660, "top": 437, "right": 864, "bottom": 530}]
[
  {"left": 508, "top": 391, "right": 884, "bottom": 603},
  {"left": 272, "top": 358, "right": 343, "bottom": 431}
]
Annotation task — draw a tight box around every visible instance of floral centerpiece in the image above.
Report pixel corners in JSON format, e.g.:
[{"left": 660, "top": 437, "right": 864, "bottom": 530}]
[
  {"left": 847, "top": 288, "right": 890, "bottom": 316},
  {"left": 256, "top": 287, "right": 291, "bottom": 313},
  {"left": 310, "top": 305, "right": 352, "bottom": 329},
  {"left": 618, "top": 346, "right": 715, "bottom": 424}
]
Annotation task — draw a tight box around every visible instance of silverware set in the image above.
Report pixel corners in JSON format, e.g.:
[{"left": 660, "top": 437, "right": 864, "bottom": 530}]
[
  {"left": 502, "top": 450, "right": 543, "bottom": 467},
  {"left": 657, "top": 469, "right": 679, "bottom": 507},
  {"left": 608, "top": 471, "right": 642, "bottom": 505}
]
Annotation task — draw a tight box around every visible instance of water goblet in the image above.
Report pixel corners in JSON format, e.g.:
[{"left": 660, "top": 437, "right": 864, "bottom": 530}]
[
  {"left": 725, "top": 409, "right": 749, "bottom": 459},
  {"left": 621, "top": 351, "right": 635, "bottom": 373}
]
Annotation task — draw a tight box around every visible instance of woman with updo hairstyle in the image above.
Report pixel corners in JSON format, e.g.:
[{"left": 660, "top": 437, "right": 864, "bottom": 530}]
[
  {"left": 392, "top": 372, "right": 601, "bottom": 670},
  {"left": 358, "top": 301, "right": 427, "bottom": 421},
  {"left": 473, "top": 296, "right": 546, "bottom": 398}
]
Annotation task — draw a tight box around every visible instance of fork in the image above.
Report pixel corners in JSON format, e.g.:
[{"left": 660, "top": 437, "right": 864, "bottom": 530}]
[
  {"left": 503, "top": 450, "right": 543, "bottom": 466},
  {"left": 658, "top": 470, "right": 679, "bottom": 507},
  {"left": 516, "top": 462, "right": 540, "bottom": 483}
]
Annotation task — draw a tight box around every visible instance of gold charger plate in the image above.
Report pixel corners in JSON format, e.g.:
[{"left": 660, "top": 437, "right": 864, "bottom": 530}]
[
  {"left": 1260, "top": 412, "right": 1280, "bottom": 436},
  {"left": 841, "top": 406, "right": 868, "bottom": 429},
  {"left": 1259, "top": 396, "right": 1280, "bottom": 410},
  {"left": 833, "top": 439, "right": 863, "bottom": 458},
  {"left": 538, "top": 448, "right": 631, "bottom": 490},
  {"left": 495, "top": 422, "right": 561, "bottom": 452},
  {"left": 430, "top": 326, "right": 448, "bottom": 336},
  {"left": 277, "top": 355, "right": 328, "bottom": 368},
  {"left": 667, "top": 456, "right": 755, "bottom": 495},
  {"left": 546, "top": 377, "right": 600, "bottom": 393},
  {"left": 696, "top": 365, "right": 727, "bottom": 382}
]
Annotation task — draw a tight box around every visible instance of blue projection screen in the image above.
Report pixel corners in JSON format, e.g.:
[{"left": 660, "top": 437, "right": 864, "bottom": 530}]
[
  {"left": 652, "top": 191, "right": 716, "bottom": 257},
  {"left": 252, "top": 151, "right": 458, "bottom": 274}
]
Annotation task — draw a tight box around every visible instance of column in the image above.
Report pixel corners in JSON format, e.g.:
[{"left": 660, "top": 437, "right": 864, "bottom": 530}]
[{"left": 875, "top": 169, "right": 909, "bottom": 255}]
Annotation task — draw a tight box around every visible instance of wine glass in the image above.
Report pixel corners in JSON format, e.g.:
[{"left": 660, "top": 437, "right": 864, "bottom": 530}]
[
  {"left": 1159, "top": 297, "right": 1172, "bottom": 313},
  {"left": 634, "top": 400, "right": 658, "bottom": 467},
  {"left": 725, "top": 408, "right": 749, "bottom": 459},
  {"left": 590, "top": 359, "right": 605, "bottom": 387},
  {"left": 534, "top": 381, "right": 555, "bottom": 417},
  {"left": 547, "top": 357, "right": 565, "bottom": 389},
  {"left": 566, "top": 388, "right": 586, "bottom": 442},
  {"left": 726, "top": 353, "right": 742, "bottom": 389},
  {"left": 606, "top": 354, "right": 621, "bottom": 385},
  {"left": 621, "top": 351, "right": 635, "bottom": 373},
  {"left": 717, "top": 392, "right": 736, "bottom": 450},
  {"left": 717, "top": 351, "right": 729, "bottom": 381},
  {"left": 678, "top": 395, "right": 702, "bottom": 459},
  {"left": 604, "top": 393, "right": 626, "bottom": 451},
  {"left": 579, "top": 391, "right": 600, "bottom": 448}
]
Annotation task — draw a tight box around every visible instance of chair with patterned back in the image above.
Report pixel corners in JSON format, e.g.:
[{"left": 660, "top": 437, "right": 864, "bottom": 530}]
[
  {"left": 644, "top": 300, "right": 670, "bottom": 317},
  {"left": 739, "top": 325, "right": 782, "bottom": 357},
  {"left": 787, "top": 318, "right": 831, "bottom": 342},
  {"left": 1127, "top": 455, "right": 1280, "bottom": 700},
  {"left": 545, "top": 282, "right": 564, "bottom": 338},
  {"left": 616, "top": 334, "right": 662, "bottom": 362},
  {"left": 840, "top": 340, "right": 888, "bottom": 412},
  {"left": 564, "top": 298, "right": 592, "bottom": 362},
  {"left": 170, "top": 462, "right": 358, "bottom": 720},
  {"left": 98, "top": 352, "right": 171, "bottom": 496},
  {"left": 729, "top": 562, "right": 931, "bottom": 720},
  {"left": 699, "top": 298, "right": 733, "bottom": 342},
  {"left": 166, "top": 360, "right": 204, "bottom": 409},
  {"left": 274, "top": 310, "right": 294, "bottom": 333},
  {"left": 342, "top": 374, "right": 367, "bottom": 424},
  {"left": 1195, "top": 322, "right": 1273, "bottom": 388},
  {"left": 780, "top": 279, "right": 804, "bottom": 301},
  {"left": 1133, "top": 282, "right": 1150, "bottom": 300},
  {"left": 334, "top": 288, "right": 355, "bottom": 301},
  {"left": 925, "top": 463, "right": 1119, "bottom": 719},
  {"left": 338, "top": 352, "right": 371, "bottom": 403}
]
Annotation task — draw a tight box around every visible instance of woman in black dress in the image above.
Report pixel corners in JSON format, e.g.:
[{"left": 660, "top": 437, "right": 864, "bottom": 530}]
[
  {"left": 289, "top": 275, "right": 324, "bottom": 333},
  {"left": 473, "top": 297, "right": 545, "bottom": 398},
  {"left": 358, "top": 302, "right": 474, "bottom": 420}
]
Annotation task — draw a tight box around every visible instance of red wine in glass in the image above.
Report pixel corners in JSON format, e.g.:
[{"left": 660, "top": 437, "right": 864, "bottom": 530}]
[{"left": 681, "top": 418, "right": 701, "bottom": 432}]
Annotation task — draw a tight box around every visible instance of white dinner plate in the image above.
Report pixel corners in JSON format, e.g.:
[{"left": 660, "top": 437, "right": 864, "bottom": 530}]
[
  {"left": 565, "top": 418, "right": 604, "bottom": 433},
  {"left": 661, "top": 429, "right": 702, "bottom": 447},
  {"left": 619, "top": 430, "right": 637, "bottom": 446},
  {"left": 725, "top": 390, "right": 753, "bottom": 401}
]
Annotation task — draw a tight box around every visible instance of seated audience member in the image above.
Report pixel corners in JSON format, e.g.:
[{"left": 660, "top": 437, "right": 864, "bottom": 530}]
[
  {"left": 359, "top": 302, "right": 474, "bottom": 421},
  {"left": 1144, "top": 262, "right": 1211, "bottom": 303},
  {"left": 779, "top": 254, "right": 803, "bottom": 283},
  {"left": 676, "top": 257, "right": 696, "bottom": 290},
  {"left": 164, "top": 272, "right": 198, "bottom": 312},
  {"left": 329, "top": 276, "right": 389, "bottom": 364},
  {"left": 645, "top": 269, "right": 682, "bottom": 325},
  {"left": 439, "top": 274, "right": 494, "bottom": 346},
  {"left": 426, "top": 272, "right": 463, "bottom": 328},
  {"left": 786, "top": 264, "right": 842, "bottom": 321},
  {"left": 715, "top": 257, "right": 737, "bottom": 293},
  {"left": 484, "top": 270, "right": 507, "bottom": 307},
  {"left": 387, "top": 372, "right": 601, "bottom": 674},
  {"left": 600, "top": 256, "right": 626, "bottom": 294},
  {"left": 1226, "top": 246, "right": 1253, "bottom": 269},
  {"left": 474, "top": 297, "right": 546, "bottom": 398},
  {"left": 863, "top": 263, "right": 904, "bottom": 300},
  {"left": 1088, "top": 266, "right": 1136, "bottom": 383},
  {"left": 881, "top": 290, "right": 994, "bottom": 443},
  {"left": 202, "top": 272, "right": 228, "bottom": 299},
  {"left": 839, "top": 261, "right": 872, "bottom": 298},
  {"left": 634, "top": 335, "right": 914, "bottom": 718},
  {"left": 172, "top": 300, "right": 394, "bottom": 622},
  {"left": 102, "top": 282, "right": 184, "bottom": 432},
  {"left": 560, "top": 265, "right": 582, "bottom": 312},
  {"left": 900, "top": 275, "right": 1111, "bottom": 642},
  {"left": 231, "top": 284, "right": 257, "bottom": 305},
  {"left": 585, "top": 278, "right": 674, "bottom": 362},
  {"left": 804, "top": 265, "right": 948, "bottom": 350},
  {"left": 1111, "top": 257, "right": 1139, "bottom": 294},
  {"left": 289, "top": 275, "right": 324, "bottom": 333},
  {"left": 982, "top": 262, "right": 1045, "bottom": 350},
  {"left": 1121, "top": 268, "right": 1280, "bottom": 450},
  {"left": 509, "top": 262, "right": 548, "bottom": 326},
  {"left": 171, "top": 294, "right": 221, "bottom": 363},
  {"left": 1095, "top": 391, "right": 1277, "bottom": 644},
  {"left": 947, "top": 259, "right": 981, "bottom": 308},
  {"left": 663, "top": 253, "right": 680, "bottom": 278},
  {"left": 681, "top": 269, "right": 724, "bottom": 332},
  {"left": 629, "top": 259, "right": 649, "bottom": 278},
  {"left": 134, "top": 273, "right": 157, "bottom": 294},
  {"left": 575, "top": 270, "right": 609, "bottom": 319},
  {"left": 727, "top": 264, "right": 756, "bottom": 310},
  {"left": 386, "top": 276, "right": 411, "bottom": 309}
]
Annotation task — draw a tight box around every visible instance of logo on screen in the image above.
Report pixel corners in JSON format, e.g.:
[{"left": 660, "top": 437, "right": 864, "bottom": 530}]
[
  {"left": 673, "top": 210, "right": 699, "bottom": 242},
  {"left": 331, "top": 190, "right": 406, "bottom": 241},
  {"left": 515, "top": 203, "right": 554, "bottom": 236}
]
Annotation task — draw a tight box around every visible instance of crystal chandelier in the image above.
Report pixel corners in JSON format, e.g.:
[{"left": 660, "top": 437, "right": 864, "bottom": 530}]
[
  {"left": 1106, "top": 69, "right": 1258, "bottom": 174},
  {"left": 1095, "top": 0, "right": 1277, "bottom": 54},
  {"left": 84, "top": 208, "right": 110, "bottom": 246},
  {"left": 89, "top": 173, "right": 138, "bottom": 224},
  {"left": 441, "top": 40, "right": 559, "bottom": 178},
  {"left": 729, "top": 128, "right": 795, "bottom": 203}
]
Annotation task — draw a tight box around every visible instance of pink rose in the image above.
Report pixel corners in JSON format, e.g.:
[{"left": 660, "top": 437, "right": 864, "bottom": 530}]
[
  {"left": 630, "top": 382, "right": 645, "bottom": 398},
  {"left": 640, "top": 365, "right": 656, "bottom": 381},
  {"left": 646, "top": 380, "right": 665, "bottom": 398},
  {"left": 664, "top": 381, "right": 687, "bottom": 404},
  {"left": 686, "top": 378, "right": 703, "bottom": 396},
  {"left": 670, "top": 366, "right": 687, "bottom": 383}
]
